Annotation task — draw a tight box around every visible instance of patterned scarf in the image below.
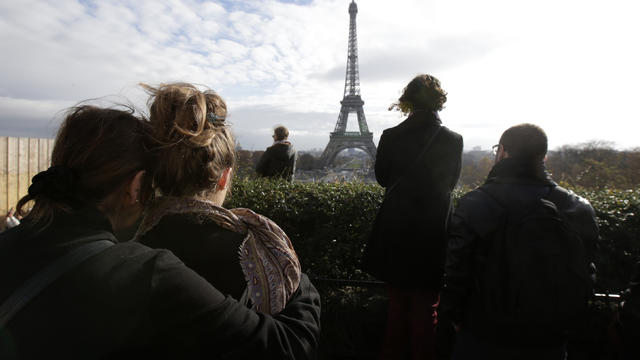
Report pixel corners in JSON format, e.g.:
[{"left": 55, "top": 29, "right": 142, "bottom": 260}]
[{"left": 133, "top": 196, "right": 301, "bottom": 314}]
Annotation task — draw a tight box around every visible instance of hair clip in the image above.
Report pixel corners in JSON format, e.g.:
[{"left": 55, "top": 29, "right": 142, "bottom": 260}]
[{"left": 206, "top": 112, "right": 225, "bottom": 123}]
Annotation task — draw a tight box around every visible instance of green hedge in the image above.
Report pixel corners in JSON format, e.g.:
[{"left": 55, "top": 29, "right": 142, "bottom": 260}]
[
  {"left": 226, "top": 178, "right": 640, "bottom": 292},
  {"left": 226, "top": 178, "right": 383, "bottom": 280},
  {"left": 574, "top": 187, "right": 640, "bottom": 291}
]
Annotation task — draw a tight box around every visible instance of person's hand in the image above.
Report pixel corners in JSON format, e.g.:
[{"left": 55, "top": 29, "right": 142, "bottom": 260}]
[{"left": 5, "top": 208, "right": 20, "bottom": 229}]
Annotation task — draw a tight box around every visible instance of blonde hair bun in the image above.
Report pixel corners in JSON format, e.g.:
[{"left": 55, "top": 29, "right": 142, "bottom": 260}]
[{"left": 142, "top": 83, "right": 236, "bottom": 197}]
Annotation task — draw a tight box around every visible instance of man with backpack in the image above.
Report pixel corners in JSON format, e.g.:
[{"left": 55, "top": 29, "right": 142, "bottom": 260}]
[{"left": 440, "top": 124, "right": 599, "bottom": 359}]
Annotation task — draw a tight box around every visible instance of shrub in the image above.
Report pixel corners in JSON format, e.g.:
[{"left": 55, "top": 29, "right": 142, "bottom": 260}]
[
  {"left": 226, "top": 178, "right": 383, "bottom": 280},
  {"left": 226, "top": 178, "right": 640, "bottom": 292},
  {"left": 571, "top": 187, "right": 640, "bottom": 292},
  {"left": 226, "top": 179, "right": 638, "bottom": 359}
]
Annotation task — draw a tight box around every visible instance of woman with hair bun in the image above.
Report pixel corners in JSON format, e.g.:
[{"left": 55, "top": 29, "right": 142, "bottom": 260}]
[
  {"left": 0, "top": 104, "right": 320, "bottom": 359},
  {"left": 135, "top": 83, "right": 300, "bottom": 315}
]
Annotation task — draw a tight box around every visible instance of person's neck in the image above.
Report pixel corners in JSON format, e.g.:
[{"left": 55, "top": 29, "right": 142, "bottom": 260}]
[
  {"left": 410, "top": 109, "right": 441, "bottom": 124},
  {"left": 200, "top": 190, "right": 227, "bottom": 207}
]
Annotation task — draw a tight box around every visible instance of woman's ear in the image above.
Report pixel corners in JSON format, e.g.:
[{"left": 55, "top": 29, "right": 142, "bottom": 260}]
[
  {"left": 125, "top": 171, "right": 146, "bottom": 205},
  {"left": 216, "top": 167, "right": 233, "bottom": 191}
]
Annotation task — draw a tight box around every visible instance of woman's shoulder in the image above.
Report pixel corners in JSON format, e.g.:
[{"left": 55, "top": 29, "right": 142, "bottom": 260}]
[
  {"left": 135, "top": 197, "right": 246, "bottom": 240},
  {"left": 136, "top": 210, "right": 247, "bottom": 264},
  {"left": 439, "top": 125, "right": 463, "bottom": 141},
  {"left": 71, "top": 241, "right": 193, "bottom": 291},
  {"left": 436, "top": 126, "right": 463, "bottom": 154}
]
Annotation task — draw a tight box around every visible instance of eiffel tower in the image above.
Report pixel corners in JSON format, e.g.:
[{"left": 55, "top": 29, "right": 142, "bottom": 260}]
[{"left": 320, "top": 0, "right": 376, "bottom": 167}]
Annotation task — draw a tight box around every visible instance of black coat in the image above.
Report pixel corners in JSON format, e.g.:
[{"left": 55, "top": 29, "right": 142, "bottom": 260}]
[
  {"left": 137, "top": 212, "right": 247, "bottom": 300},
  {"left": 0, "top": 207, "right": 320, "bottom": 359},
  {"left": 365, "top": 110, "right": 463, "bottom": 290},
  {"left": 256, "top": 141, "right": 296, "bottom": 181},
  {"left": 620, "top": 261, "right": 640, "bottom": 358},
  {"left": 440, "top": 157, "right": 599, "bottom": 342}
]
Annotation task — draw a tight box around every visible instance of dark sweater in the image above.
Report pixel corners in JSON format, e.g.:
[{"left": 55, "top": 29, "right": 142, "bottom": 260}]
[
  {"left": 137, "top": 213, "right": 247, "bottom": 299},
  {"left": 0, "top": 207, "right": 320, "bottom": 359}
]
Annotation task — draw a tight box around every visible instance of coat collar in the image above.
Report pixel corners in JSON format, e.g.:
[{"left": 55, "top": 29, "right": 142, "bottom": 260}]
[
  {"left": 407, "top": 110, "right": 442, "bottom": 125},
  {"left": 485, "top": 157, "right": 555, "bottom": 186}
]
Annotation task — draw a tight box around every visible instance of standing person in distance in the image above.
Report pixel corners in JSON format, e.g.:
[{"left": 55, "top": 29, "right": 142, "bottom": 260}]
[
  {"left": 363, "top": 74, "right": 463, "bottom": 359},
  {"left": 256, "top": 125, "right": 297, "bottom": 182}
]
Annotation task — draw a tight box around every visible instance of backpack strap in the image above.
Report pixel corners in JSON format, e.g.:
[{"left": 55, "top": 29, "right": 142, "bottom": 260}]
[
  {"left": 477, "top": 187, "right": 506, "bottom": 210},
  {"left": 385, "top": 125, "right": 443, "bottom": 196},
  {"left": 0, "top": 234, "right": 116, "bottom": 328},
  {"left": 543, "top": 185, "right": 568, "bottom": 209}
]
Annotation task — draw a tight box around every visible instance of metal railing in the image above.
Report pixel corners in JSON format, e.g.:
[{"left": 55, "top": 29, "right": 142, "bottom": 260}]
[
  {"left": 311, "top": 277, "right": 624, "bottom": 303},
  {"left": 310, "top": 277, "right": 386, "bottom": 288}
]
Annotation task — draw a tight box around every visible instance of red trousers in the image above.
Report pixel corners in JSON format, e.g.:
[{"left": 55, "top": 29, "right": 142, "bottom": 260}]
[{"left": 379, "top": 287, "right": 439, "bottom": 360}]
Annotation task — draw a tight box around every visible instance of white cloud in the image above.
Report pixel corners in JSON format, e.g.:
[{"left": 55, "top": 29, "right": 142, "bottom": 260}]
[
  {"left": 0, "top": 97, "right": 68, "bottom": 137},
  {"left": 0, "top": 0, "right": 639, "bottom": 151}
]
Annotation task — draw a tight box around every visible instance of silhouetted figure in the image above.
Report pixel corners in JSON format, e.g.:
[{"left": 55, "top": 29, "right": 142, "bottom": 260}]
[
  {"left": 364, "top": 74, "right": 463, "bottom": 359},
  {"left": 619, "top": 261, "right": 640, "bottom": 359},
  {"left": 256, "top": 126, "right": 297, "bottom": 181},
  {"left": 441, "top": 124, "right": 599, "bottom": 360}
]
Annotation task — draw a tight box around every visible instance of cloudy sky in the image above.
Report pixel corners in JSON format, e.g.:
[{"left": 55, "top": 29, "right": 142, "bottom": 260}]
[{"left": 1, "top": 0, "right": 639, "bottom": 151}]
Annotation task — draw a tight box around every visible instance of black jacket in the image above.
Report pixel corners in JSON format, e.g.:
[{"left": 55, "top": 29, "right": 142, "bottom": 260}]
[
  {"left": 0, "top": 207, "right": 320, "bottom": 359},
  {"left": 137, "top": 212, "right": 247, "bottom": 300},
  {"left": 620, "top": 261, "right": 640, "bottom": 358},
  {"left": 256, "top": 141, "right": 296, "bottom": 181},
  {"left": 441, "top": 157, "right": 599, "bottom": 341},
  {"left": 365, "top": 110, "right": 463, "bottom": 290}
]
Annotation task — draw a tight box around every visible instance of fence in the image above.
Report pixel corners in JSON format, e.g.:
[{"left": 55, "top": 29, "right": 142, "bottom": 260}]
[
  {"left": 310, "top": 277, "right": 624, "bottom": 303},
  {"left": 0, "top": 137, "right": 54, "bottom": 215}
]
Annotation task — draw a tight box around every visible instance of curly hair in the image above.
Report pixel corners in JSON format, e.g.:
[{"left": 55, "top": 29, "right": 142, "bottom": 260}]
[
  {"left": 141, "top": 82, "right": 235, "bottom": 197},
  {"left": 273, "top": 125, "right": 289, "bottom": 140},
  {"left": 389, "top": 74, "right": 447, "bottom": 114}
]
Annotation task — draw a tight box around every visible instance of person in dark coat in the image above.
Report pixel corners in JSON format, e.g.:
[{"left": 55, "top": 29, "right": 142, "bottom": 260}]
[
  {"left": 440, "top": 124, "right": 599, "bottom": 360},
  {"left": 364, "top": 74, "right": 463, "bottom": 359},
  {"left": 135, "top": 83, "right": 301, "bottom": 315},
  {"left": 618, "top": 261, "right": 640, "bottom": 359},
  {"left": 256, "top": 125, "right": 297, "bottom": 181},
  {"left": 0, "top": 105, "right": 320, "bottom": 359}
]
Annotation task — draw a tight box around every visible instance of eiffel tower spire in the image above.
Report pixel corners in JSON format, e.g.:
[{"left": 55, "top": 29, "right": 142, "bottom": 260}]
[
  {"left": 344, "top": 0, "right": 361, "bottom": 98},
  {"left": 320, "top": 0, "right": 376, "bottom": 167}
]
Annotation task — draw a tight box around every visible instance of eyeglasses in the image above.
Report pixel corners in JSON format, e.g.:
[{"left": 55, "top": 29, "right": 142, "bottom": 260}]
[{"left": 491, "top": 144, "right": 500, "bottom": 156}]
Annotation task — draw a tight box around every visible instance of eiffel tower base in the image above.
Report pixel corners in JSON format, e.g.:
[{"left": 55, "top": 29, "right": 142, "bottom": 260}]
[{"left": 320, "top": 132, "right": 377, "bottom": 168}]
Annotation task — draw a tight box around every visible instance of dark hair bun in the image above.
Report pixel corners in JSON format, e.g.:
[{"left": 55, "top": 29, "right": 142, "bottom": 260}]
[{"left": 28, "top": 166, "right": 77, "bottom": 201}]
